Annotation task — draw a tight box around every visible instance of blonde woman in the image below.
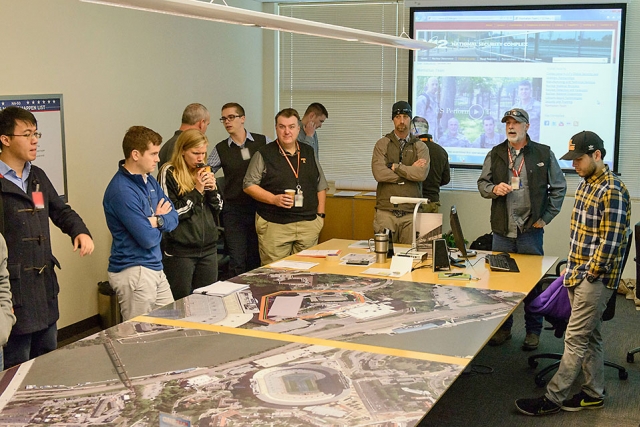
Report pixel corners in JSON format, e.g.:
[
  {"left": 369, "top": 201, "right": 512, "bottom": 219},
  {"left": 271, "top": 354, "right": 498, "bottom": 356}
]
[{"left": 158, "top": 129, "right": 222, "bottom": 299}]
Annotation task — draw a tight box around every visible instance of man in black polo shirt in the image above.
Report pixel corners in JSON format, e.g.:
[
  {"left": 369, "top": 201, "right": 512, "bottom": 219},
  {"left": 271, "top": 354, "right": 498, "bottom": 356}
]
[
  {"left": 243, "top": 108, "right": 328, "bottom": 265},
  {"left": 208, "top": 103, "right": 267, "bottom": 276}
]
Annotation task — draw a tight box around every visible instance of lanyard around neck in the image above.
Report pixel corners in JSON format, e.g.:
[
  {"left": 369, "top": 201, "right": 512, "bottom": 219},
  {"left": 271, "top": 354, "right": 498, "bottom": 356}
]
[
  {"left": 277, "top": 140, "right": 300, "bottom": 179},
  {"left": 507, "top": 146, "right": 525, "bottom": 177}
]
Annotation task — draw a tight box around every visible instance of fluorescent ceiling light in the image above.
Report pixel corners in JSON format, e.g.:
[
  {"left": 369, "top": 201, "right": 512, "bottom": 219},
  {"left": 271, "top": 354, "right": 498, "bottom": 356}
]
[{"left": 80, "top": 0, "right": 435, "bottom": 50}]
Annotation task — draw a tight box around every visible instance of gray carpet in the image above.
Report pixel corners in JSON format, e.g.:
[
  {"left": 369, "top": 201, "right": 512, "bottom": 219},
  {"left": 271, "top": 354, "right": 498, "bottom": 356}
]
[{"left": 419, "top": 294, "right": 640, "bottom": 427}]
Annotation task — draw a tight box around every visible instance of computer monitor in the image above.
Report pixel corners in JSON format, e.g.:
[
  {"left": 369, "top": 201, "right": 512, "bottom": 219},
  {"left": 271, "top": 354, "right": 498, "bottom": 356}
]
[{"left": 450, "top": 205, "right": 468, "bottom": 258}]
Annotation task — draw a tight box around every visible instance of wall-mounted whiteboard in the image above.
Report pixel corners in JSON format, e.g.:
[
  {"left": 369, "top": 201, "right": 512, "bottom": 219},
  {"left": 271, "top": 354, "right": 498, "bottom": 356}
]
[{"left": 0, "top": 94, "right": 67, "bottom": 200}]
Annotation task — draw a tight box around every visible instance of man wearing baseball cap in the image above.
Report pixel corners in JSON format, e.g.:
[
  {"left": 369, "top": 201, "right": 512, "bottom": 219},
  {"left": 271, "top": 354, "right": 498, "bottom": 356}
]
[
  {"left": 477, "top": 108, "right": 567, "bottom": 350},
  {"left": 516, "top": 130, "right": 630, "bottom": 415},
  {"left": 371, "top": 101, "right": 430, "bottom": 244}
]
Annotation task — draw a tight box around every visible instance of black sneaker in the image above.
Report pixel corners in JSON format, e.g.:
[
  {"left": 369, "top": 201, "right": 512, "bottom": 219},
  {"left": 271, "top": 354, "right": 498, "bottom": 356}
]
[
  {"left": 515, "top": 396, "right": 561, "bottom": 416},
  {"left": 561, "top": 391, "right": 604, "bottom": 411}
]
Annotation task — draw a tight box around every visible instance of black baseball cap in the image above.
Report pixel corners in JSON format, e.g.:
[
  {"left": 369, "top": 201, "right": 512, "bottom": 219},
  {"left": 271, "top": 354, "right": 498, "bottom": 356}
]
[
  {"left": 392, "top": 101, "right": 412, "bottom": 119},
  {"left": 560, "top": 131, "right": 606, "bottom": 160},
  {"left": 501, "top": 108, "right": 529, "bottom": 124}
]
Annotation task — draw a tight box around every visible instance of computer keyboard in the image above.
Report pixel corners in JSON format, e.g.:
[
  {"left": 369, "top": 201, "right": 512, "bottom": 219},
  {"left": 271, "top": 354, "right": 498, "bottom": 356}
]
[{"left": 486, "top": 254, "right": 513, "bottom": 271}]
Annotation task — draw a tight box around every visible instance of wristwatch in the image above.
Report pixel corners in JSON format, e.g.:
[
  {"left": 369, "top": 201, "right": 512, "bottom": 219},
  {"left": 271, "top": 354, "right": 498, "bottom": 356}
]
[
  {"left": 156, "top": 215, "right": 165, "bottom": 229},
  {"left": 586, "top": 274, "right": 597, "bottom": 283},
  {"left": 317, "top": 213, "right": 326, "bottom": 218}
]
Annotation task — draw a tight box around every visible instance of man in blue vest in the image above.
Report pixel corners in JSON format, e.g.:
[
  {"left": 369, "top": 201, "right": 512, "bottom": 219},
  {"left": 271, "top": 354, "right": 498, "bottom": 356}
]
[
  {"left": 208, "top": 103, "right": 268, "bottom": 276},
  {"left": 244, "top": 108, "right": 327, "bottom": 264},
  {"left": 478, "top": 108, "right": 566, "bottom": 351}
]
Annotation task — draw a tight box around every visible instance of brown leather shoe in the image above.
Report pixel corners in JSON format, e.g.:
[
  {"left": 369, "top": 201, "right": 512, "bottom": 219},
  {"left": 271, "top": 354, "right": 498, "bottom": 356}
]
[
  {"left": 522, "top": 333, "right": 540, "bottom": 351},
  {"left": 488, "top": 329, "right": 512, "bottom": 346}
]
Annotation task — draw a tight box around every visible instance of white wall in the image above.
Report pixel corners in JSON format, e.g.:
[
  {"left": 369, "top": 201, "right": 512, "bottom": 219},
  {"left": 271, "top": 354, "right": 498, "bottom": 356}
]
[{"left": 0, "top": 0, "right": 271, "bottom": 328}]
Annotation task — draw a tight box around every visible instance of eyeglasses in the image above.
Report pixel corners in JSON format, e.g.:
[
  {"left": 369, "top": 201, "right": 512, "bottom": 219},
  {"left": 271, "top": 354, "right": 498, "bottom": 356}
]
[
  {"left": 503, "top": 110, "right": 528, "bottom": 123},
  {"left": 5, "top": 131, "right": 42, "bottom": 139},
  {"left": 219, "top": 115, "right": 242, "bottom": 123}
]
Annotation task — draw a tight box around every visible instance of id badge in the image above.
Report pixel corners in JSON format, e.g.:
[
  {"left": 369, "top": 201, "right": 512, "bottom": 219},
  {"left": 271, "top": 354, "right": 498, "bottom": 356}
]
[
  {"left": 510, "top": 176, "right": 521, "bottom": 190},
  {"left": 241, "top": 147, "right": 251, "bottom": 161},
  {"left": 294, "top": 191, "right": 304, "bottom": 207},
  {"left": 32, "top": 191, "right": 45, "bottom": 209}
]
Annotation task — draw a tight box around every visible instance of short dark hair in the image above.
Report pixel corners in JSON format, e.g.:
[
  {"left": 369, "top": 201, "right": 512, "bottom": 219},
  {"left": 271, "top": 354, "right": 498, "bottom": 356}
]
[
  {"left": 483, "top": 115, "right": 495, "bottom": 124},
  {"left": 122, "top": 126, "right": 162, "bottom": 159},
  {"left": 0, "top": 107, "right": 37, "bottom": 136},
  {"left": 181, "top": 103, "right": 209, "bottom": 125},
  {"left": 222, "top": 102, "right": 245, "bottom": 117},
  {"left": 587, "top": 149, "right": 607, "bottom": 159},
  {"left": 304, "top": 102, "right": 328, "bottom": 118},
  {"left": 518, "top": 80, "right": 532, "bottom": 88},
  {"left": 275, "top": 108, "right": 301, "bottom": 124}
]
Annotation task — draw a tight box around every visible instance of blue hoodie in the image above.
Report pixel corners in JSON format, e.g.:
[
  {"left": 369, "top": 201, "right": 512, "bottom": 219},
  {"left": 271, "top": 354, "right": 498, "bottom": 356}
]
[{"left": 103, "top": 160, "right": 178, "bottom": 272}]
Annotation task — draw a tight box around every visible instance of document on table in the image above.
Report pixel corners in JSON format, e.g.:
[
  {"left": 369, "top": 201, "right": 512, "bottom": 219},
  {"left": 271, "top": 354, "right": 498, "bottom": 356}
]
[
  {"left": 296, "top": 249, "right": 341, "bottom": 258},
  {"left": 333, "top": 190, "right": 361, "bottom": 197},
  {"left": 270, "top": 260, "right": 319, "bottom": 270},
  {"left": 193, "top": 281, "right": 249, "bottom": 297},
  {"left": 362, "top": 256, "right": 413, "bottom": 277}
]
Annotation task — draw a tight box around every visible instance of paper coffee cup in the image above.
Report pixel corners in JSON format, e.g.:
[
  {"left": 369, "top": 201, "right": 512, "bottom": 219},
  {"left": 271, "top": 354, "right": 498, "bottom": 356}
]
[{"left": 284, "top": 189, "right": 296, "bottom": 197}]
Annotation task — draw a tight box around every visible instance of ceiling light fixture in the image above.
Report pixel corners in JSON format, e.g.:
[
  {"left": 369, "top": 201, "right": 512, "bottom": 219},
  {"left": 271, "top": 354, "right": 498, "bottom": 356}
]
[{"left": 80, "top": 0, "right": 435, "bottom": 50}]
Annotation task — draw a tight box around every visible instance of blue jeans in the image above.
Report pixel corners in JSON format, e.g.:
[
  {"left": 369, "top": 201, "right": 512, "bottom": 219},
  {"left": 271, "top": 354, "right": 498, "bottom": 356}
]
[
  {"left": 494, "top": 227, "right": 544, "bottom": 334},
  {"left": 4, "top": 323, "right": 58, "bottom": 369}
]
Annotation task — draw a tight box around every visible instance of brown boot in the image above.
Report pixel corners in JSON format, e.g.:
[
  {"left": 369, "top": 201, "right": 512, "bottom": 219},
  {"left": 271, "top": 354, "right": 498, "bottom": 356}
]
[
  {"left": 522, "top": 333, "right": 540, "bottom": 351},
  {"left": 488, "top": 329, "right": 512, "bottom": 346}
]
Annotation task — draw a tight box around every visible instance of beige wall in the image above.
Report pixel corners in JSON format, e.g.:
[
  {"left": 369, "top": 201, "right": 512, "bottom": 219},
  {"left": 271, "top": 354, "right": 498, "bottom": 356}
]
[
  {"left": 2, "top": 1, "right": 636, "bottom": 330},
  {"left": 0, "top": 0, "right": 272, "bottom": 328}
]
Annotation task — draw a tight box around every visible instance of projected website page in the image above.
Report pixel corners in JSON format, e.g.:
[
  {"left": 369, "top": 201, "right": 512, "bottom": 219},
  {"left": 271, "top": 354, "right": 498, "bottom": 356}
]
[{"left": 411, "top": 7, "right": 623, "bottom": 170}]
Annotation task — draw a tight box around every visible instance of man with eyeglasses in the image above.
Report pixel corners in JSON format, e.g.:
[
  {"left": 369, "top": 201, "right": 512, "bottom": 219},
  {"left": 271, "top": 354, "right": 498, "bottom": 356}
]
[
  {"left": 477, "top": 108, "right": 566, "bottom": 350},
  {"left": 371, "top": 101, "right": 430, "bottom": 244},
  {"left": 297, "top": 103, "right": 328, "bottom": 160},
  {"left": 244, "top": 108, "right": 327, "bottom": 265},
  {"left": 0, "top": 106, "right": 94, "bottom": 369},
  {"left": 207, "top": 103, "right": 269, "bottom": 276},
  {"left": 158, "top": 103, "right": 210, "bottom": 170}
]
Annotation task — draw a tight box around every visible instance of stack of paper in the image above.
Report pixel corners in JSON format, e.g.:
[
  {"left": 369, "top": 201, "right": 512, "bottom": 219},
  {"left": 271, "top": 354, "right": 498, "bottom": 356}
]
[{"left": 193, "top": 281, "right": 249, "bottom": 296}]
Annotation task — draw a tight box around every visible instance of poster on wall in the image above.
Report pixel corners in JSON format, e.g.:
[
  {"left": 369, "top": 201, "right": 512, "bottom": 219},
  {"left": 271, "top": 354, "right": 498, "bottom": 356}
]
[{"left": 0, "top": 94, "right": 67, "bottom": 200}]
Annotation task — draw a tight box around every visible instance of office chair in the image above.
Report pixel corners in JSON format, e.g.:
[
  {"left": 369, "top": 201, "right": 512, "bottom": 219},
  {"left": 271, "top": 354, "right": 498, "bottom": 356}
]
[
  {"left": 626, "top": 222, "right": 640, "bottom": 363},
  {"left": 527, "top": 231, "right": 632, "bottom": 387}
]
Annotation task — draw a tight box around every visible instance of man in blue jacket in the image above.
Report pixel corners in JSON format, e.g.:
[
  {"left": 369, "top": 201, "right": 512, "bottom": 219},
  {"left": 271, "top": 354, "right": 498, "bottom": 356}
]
[{"left": 103, "top": 126, "right": 178, "bottom": 320}]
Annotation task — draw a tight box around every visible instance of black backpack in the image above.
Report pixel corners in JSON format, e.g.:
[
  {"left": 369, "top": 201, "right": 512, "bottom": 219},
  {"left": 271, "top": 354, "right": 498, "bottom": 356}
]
[{"left": 470, "top": 232, "right": 493, "bottom": 251}]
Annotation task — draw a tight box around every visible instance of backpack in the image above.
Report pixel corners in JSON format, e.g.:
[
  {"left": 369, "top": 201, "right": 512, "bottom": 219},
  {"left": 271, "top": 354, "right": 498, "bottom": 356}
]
[{"left": 470, "top": 232, "right": 493, "bottom": 251}]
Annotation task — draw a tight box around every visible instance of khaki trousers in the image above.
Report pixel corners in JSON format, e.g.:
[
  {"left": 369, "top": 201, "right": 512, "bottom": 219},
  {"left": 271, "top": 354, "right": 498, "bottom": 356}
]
[{"left": 255, "top": 214, "right": 324, "bottom": 265}]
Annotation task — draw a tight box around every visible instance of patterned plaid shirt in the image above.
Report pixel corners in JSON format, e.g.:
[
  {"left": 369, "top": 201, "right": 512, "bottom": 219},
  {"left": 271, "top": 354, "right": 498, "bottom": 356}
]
[{"left": 565, "top": 165, "right": 630, "bottom": 289}]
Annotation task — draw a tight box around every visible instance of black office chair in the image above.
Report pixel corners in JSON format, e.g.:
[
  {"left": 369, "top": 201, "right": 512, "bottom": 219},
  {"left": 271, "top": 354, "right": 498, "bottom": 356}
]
[
  {"left": 626, "top": 222, "right": 639, "bottom": 363},
  {"left": 527, "top": 232, "right": 632, "bottom": 387}
]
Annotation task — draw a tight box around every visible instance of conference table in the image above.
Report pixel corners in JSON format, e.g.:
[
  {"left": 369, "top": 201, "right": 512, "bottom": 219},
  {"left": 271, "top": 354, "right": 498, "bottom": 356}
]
[{"left": 0, "top": 239, "right": 556, "bottom": 426}]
